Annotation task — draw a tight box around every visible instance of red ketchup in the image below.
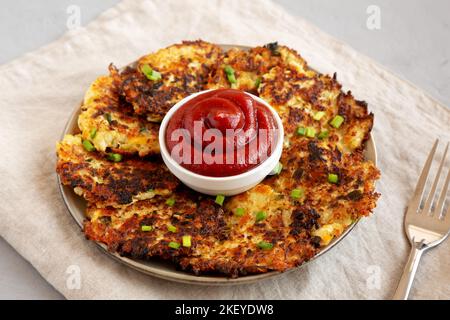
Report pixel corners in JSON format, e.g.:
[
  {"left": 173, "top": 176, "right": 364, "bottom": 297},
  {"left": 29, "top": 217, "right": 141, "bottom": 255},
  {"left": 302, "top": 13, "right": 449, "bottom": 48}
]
[{"left": 165, "top": 89, "right": 278, "bottom": 177}]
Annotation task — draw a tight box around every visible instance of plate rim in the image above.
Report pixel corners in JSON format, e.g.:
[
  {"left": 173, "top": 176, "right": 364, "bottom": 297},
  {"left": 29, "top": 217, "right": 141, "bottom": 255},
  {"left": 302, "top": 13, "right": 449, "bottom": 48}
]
[{"left": 57, "top": 43, "right": 378, "bottom": 285}]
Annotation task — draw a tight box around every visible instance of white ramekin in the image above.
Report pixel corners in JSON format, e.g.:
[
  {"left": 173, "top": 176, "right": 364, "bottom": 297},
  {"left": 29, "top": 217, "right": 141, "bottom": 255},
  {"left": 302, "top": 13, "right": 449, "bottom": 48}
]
[{"left": 159, "top": 90, "right": 284, "bottom": 196}]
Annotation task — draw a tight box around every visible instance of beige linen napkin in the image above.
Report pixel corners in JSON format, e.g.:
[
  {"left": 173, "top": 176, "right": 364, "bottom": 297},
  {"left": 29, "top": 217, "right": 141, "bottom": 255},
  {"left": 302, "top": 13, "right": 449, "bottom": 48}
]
[{"left": 0, "top": 0, "right": 449, "bottom": 299}]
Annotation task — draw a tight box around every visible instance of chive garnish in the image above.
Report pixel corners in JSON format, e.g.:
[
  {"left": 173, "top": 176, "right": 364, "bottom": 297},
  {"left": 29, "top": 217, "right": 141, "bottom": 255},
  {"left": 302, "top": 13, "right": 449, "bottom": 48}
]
[
  {"left": 255, "top": 77, "right": 262, "bottom": 88},
  {"left": 82, "top": 140, "right": 95, "bottom": 152},
  {"left": 215, "top": 194, "right": 225, "bottom": 206},
  {"left": 167, "top": 224, "right": 177, "bottom": 233},
  {"left": 235, "top": 208, "right": 245, "bottom": 217},
  {"left": 318, "top": 130, "right": 329, "bottom": 139},
  {"left": 313, "top": 111, "right": 326, "bottom": 121},
  {"left": 182, "top": 235, "right": 192, "bottom": 247},
  {"left": 290, "top": 188, "right": 304, "bottom": 199},
  {"left": 305, "top": 127, "right": 316, "bottom": 138},
  {"left": 328, "top": 173, "right": 339, "bottom": 184},
  {"left": 168, "top": 242, "right": 180, "bottom": 249},
  {"left": 224, "top": 65, "right": 237, "bottom": 84},
  {"left": 141, "top": 64, "right": 162, "bottom": 81},
  {"left": 273, "top": 162, "right": 283, "bottom": 175},
  {"left": 141, "top": 225, "right": 152, "bottom": 232},
  {"left": 166, "top": 198, "right": 175, "bottom": 206},
  {"left": 257, "top": 241, "right": 274, "bottom": 250},
  {"left": 89, "top": 128, "right": 97, "bottom": 139},
  {"left": 255, "top": 211, "right": 267, "bottom": 222},
  {"left": 148, "top": 70, "right": 161, "bottom": 81},
  {"left": 104, "top": 113, "right": 112, "bottom": 124},
  {"left": 330, "top": 115, "right": 344, "bottom": 128},
  {"left": 296, "top": 127, "right": 306, "bottom": 136},
  {"left": 107, "top": 153, "right": 122, "bottom": 162},
  {"left": 141, "top": 64, "right": 153, "bottom": 77}
]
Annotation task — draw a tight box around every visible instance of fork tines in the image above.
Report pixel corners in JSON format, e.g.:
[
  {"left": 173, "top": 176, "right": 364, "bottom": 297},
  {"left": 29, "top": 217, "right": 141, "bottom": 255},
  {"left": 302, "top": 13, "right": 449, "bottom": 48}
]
[{"left": 409, "top": 140, "right": 450, "bottom": 219}]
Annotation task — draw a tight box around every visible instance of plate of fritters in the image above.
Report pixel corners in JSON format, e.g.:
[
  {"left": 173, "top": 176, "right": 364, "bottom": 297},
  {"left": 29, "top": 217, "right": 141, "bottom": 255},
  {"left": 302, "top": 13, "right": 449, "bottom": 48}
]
[{"left": 56, "top": 41, "right": 380, "bottom": 284}]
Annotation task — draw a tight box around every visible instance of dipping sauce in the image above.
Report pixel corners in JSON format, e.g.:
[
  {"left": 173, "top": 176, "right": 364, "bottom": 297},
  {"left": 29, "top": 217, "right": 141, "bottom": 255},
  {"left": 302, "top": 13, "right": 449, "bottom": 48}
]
[{"left": 165, "top": 89, "right": 278, "bottom": 177}]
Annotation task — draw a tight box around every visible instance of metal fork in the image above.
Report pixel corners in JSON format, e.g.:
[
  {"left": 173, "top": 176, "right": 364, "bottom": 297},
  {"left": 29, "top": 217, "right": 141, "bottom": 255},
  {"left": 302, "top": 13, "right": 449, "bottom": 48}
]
[{"left": 393, "top": 140, "right": 450, "bottom": 300}]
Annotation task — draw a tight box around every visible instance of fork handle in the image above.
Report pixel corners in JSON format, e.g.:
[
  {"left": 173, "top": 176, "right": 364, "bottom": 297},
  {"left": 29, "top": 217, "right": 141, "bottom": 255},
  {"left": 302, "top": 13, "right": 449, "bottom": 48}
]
[{"left": 392, "top": 245, "right": 425, "bottom": 300}]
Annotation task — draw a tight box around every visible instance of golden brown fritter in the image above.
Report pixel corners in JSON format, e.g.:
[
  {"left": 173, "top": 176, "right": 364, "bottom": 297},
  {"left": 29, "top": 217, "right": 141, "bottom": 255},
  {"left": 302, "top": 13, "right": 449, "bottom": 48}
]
[
  {"left": 206, "top": 43, "right": 315, "bottom": 93},
  {"left": 267, "top": 139, "right": 379, "bottom": 244},
  {"left": 206, "top": 45, "right": 280, "bottom": 93},
  {"left": 256, "top": 50, "right": 379, "bottom": 245},
  {"left": 179, "top": 140, "right": 379, "bottom": 276},
  {"left": 84, "top": 192, "right": 227, "bottom": 261},
  {"left": 78, "top": 76, "right": 160, "bottom": 157},
  {"left": 110, "top": 40, "right": 223, "bottom": 122},
  {"left": 259, "top": 66, "right": 373, "bottom": 154},
  {"left": 179, "top": 184, "right": 319, "bottom": 276},
  {"left": 56, "top": 134, "right": 178, "bottom": 207}
]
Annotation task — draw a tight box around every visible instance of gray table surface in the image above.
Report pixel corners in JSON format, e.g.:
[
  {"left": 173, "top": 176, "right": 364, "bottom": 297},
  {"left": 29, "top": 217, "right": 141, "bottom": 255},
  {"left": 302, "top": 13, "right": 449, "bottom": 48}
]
[{"left": 0, "top": 0, "right": 449, "bottom": 300}]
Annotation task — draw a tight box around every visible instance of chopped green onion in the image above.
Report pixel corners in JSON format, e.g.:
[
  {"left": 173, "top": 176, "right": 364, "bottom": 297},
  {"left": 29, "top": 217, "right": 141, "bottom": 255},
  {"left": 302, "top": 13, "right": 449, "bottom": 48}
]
[
  {"left": 104, "top": 113, "right": 112, "bottom": 124},
  {"left": 89, "top": 128, "right": 97, "bottom": 139},
  {"left": 224, "top": 65, "right": 234, "bottom": 75},
  {"left": 255, "top": 77, "right": 262, "bottom": 88},
  {"left": 215, "top": 194, "right": 225, "bottom": 206},
  {"left": 82, "top": 140, "right": 95, "bottom": 152},
  {"left": 139, "top": 127, "right": 148, "bottom": 133},
  {"left": 318, "top": 130, "right": 329, "bottom": 139},
  {"left": 224, "top": 65, "right": 237, "bottom": 84},
  {"left": 141, "top": 225, "right": 153, "bottom": 232},
  {"left": 328, "top": 173, "right": 339, "bottom": 184},
  {"left": 148, "top": 70, "right": 161, "bottom": 81},
  {"left": 168, "top": 241, "right": 180, "bottom": 249},
  {"left": 167, "top": 224, "right": 177, "bottom": 233},
  {"left": 141, "top": 64, "right": 153, "bottom": 76},
  {"left": 313, "top": 111, "right": 326, "bottom": 121},
  {"left": 107, "top": 153, "right": 122, "bottom": 162},
  {"left": 291, "top": 188, "right": 304, "bottom": 199},
  {"left": 226, "top": 73, "right": 237, "bottom": 84},
  {"left": 306, "top": 127, "right": 316, "bottom": 138},
  {"left": 141, "top": 64, "right": 162, "bottom": 81},
  {"left": 273, "top": 162, "right": 283, "bottom": 175},
  {"left": 296, "top": 127, "right": 306, "bottom": 136},
  {"left": 166, "top": 198, "right": 176, "bottom": 206},
  {"left": 257, "top": 241, "right": 274, "bottom": 250},
  {"left": 182, "top": 235, "right": 192, "bottom": 247},
  {"left": 235, "top": 207, "right": 245, "bottom": 217},
  {"left": 330, "top": 115, "right": 344, "bottom": 128},
  {"left": 255, "top": 211, "right": 267, "bottom": 222}
]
